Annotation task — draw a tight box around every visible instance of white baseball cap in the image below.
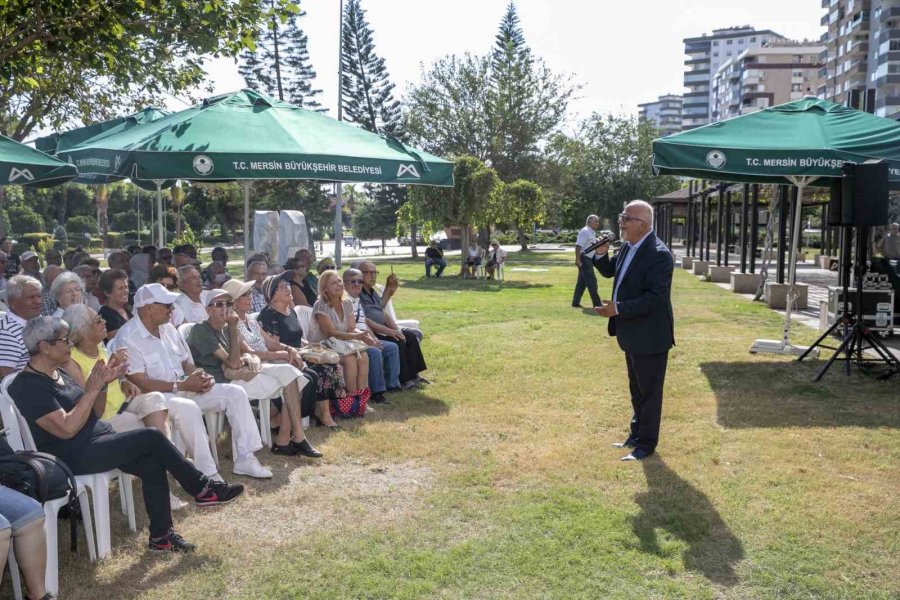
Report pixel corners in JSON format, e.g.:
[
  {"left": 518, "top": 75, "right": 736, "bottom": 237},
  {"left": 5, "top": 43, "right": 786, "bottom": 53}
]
[
  {"left": 201, "top": 289, "right": 230, "bottom": 307},
  {"left": 20, "top": 251, "right": 38, "bottom": 262},
  {"left": 133, "top": 283, "right": 180, "bottom": 308}
]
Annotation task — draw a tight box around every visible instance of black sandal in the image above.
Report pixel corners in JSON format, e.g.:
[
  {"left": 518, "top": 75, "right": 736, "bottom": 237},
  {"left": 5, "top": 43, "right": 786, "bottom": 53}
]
[{"left": 311, "top": 415, "right": 341, "bottom": 430}]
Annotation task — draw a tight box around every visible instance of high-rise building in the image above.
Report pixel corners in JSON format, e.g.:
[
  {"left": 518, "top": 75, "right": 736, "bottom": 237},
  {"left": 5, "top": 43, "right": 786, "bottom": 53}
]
[
  {"left": 683, "top": 26, "right": 786, "bottom": 130},
  {"left": 638, "top": 94, "right": 683, "bottom": 137},
  {"left": 818, "top": 0, "right": 900, "bottom": 119},
  {"left": 712, "top": 44, "right": 825, "bottom": 122}
]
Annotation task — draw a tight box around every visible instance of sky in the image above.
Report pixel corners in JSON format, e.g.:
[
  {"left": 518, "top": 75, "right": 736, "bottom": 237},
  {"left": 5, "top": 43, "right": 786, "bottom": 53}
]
[{"left": 185, "top": 0, "right": 827, "bottom": 132}]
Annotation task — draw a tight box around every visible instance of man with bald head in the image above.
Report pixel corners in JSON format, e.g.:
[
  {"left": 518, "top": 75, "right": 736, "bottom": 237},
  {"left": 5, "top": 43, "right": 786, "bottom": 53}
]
[
  {"left": 592, "top": 200, "right": 674, "bottom": 462},
  {"left": 573, "top": 214, "right": 603, "bottom": 308}
]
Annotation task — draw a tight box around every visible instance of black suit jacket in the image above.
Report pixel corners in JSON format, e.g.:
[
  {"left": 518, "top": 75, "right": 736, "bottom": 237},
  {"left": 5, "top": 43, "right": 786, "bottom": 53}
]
[{"left": 594, "top": 232, "right": 675, "bottom": 355}]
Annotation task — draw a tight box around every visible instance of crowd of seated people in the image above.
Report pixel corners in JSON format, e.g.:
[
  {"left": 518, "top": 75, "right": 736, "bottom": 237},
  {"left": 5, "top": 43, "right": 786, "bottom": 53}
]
[{"left": 0, "top": 243, "right": 429, "bottom": 581}]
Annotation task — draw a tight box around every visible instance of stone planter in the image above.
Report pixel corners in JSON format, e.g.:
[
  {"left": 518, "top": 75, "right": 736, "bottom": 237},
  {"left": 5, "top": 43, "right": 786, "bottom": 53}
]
[
  {"left": 692, "top": 260, "right": 711, "bottom": 276},
  {"left": 764, "top": 281, "right": 809, "bottom": 310},
  {"left": 681, "top": 256, "right": 694, "bottom": 270},
  {"left": 708, "top": 265, "right": 736, "bottom": 283},
  {"left": 730, "top": 272, "right": 764, "bottom": 293},
  {"left": 818, "top": 255, "right": 837, "bottom": 269}
]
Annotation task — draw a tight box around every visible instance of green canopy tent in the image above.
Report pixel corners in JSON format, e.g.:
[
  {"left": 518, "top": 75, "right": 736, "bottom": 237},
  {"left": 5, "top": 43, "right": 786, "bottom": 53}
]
[
  {"left": 59, "top": 89, "right": 455, "bottom": 265},
  {"left": 652, "top": 97, "right": 900, "bottom": 355},
  {"left": 36, "top": 107, "right": 175, "bottom": 246},
  {"left": 0, "top": 133, "right": 78, "bottom": 188}
]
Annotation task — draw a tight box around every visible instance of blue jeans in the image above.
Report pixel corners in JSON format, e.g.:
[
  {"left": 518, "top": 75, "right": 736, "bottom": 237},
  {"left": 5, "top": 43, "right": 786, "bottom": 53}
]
[
  {"left": 0, "top": 485, "right": 44, "bottom": 531},
  {"left": 365, "top": 347, "right": 387, "bottom": 393},
  {"left": 380, "top": 340, "right": 401, "bottom": 389},
  {"left": 425, "top": 257, "right": 447, "bottom": 277}
]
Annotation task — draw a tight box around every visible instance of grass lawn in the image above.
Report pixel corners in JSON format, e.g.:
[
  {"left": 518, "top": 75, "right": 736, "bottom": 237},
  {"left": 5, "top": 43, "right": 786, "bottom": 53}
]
[{"left": 30, "top": 252, "right": 899, "bottom": 600}]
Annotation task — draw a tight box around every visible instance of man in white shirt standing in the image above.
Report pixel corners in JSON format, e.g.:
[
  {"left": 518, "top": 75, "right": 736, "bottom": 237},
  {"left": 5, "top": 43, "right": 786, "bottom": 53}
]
[
  {"left": 172, "top": 265, "right": 208, "bottom": 326},
  {"left": 115, "top": 283, "right": 272, "bottom": 479},
  {"left": 572, "top": 214, "right": 603, "bottom": 308}
]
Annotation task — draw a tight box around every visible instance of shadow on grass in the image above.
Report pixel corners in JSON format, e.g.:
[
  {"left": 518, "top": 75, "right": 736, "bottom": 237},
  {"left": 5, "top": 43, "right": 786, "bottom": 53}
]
[
  {"left": 400, "top": 277, "right": 552, "bottom": 292},
  {"left": 363, "top": 389, "right": 450, "bottom": 424},
  {"left": 633, "top": 457, "right": 743, "bottom": 586},
  {"left": 700, "top": 361, "right": 900, "bottom": 429}
]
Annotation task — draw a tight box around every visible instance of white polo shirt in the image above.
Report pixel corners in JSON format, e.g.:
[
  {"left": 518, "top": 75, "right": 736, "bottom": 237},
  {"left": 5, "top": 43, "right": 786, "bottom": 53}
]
[
  {"left": 0, "top": 311, "right": 28, "bottom": 372},
  {"left": 576, "top": 226, "right": 598, "bottom": 258},
  {"left": 112, "top": 316, "right": 191, "bottom": 382},
  {"left": 172, "top": 293, "right": 207, "bottom": 327}
]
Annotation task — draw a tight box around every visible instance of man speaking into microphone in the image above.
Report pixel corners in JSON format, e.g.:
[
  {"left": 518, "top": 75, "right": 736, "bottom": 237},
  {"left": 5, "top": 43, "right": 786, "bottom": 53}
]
[{"left": 592, "top": 200, "right": 674, "bottom": 461}]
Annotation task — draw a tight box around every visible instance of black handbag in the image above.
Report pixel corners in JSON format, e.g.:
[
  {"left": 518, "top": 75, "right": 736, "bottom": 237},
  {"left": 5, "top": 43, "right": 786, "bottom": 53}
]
[{"left": 0, "top": 436, "right": 82, "bottom": 551}]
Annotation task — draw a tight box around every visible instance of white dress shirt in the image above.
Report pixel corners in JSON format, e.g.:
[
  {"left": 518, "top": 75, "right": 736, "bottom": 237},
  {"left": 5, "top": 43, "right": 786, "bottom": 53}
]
[
  {"left": 173, "top": 293, "right": 208, "bottom": 326},
  {"left": 112, "top": 317, "right": 191, "bottom": 382}
]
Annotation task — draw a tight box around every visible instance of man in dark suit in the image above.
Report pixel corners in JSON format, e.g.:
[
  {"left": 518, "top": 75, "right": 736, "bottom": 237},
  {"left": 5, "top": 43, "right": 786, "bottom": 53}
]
[{"left": 593, "top": 200, "right": 675, "bottom": 461}]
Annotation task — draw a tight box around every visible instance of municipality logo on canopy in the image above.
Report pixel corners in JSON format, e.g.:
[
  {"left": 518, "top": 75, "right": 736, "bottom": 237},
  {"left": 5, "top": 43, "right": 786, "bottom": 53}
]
[
  {"left": 706, "top": 150, "right": 727, "bottom": 169},
  {"left": 8, "top": 167, "right": 34, "bottom": 183},
  {"left": 193, "top": 154, "right": 214, "bottom": 176},
  {"left": 396, "top": 164, "right": 420, "bottom": 179}
]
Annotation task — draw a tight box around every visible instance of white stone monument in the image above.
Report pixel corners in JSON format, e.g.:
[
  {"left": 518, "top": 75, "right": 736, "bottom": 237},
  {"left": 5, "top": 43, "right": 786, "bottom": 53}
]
[{"left": 278, "top": 210, "right": 309, "bottom": 265}]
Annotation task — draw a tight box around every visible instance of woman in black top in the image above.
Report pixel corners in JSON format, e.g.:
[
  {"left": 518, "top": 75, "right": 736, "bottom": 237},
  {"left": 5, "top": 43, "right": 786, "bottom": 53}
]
[
  {"left": 97, "top": 268, "right": 131, "bottom": 341},
  {"left": 9, "top": 316, "right": 244, "bottom": 552},
  {"left": 283, "top": 258, "right": 317, "bottom": 307},
  {"left": 256, "top": 276, "right": 343, "bottom": 428}
]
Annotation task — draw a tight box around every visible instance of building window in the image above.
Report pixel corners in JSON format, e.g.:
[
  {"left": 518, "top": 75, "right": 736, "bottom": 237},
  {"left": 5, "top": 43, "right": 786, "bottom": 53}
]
[
  {"left": 727, "top": 39, "right": 733, "bottom": 45},
  {"left": 750, "top": 36, "right": 757, "bottom": 42}
]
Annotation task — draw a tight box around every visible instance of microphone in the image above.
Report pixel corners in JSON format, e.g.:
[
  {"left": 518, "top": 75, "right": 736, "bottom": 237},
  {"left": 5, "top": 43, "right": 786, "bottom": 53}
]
[{"left": 581, "top": 232, "right": 617, "bottom": 256}]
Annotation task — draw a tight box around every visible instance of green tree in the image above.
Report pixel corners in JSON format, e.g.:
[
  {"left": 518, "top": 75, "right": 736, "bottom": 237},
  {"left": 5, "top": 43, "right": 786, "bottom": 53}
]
[
  {"left": 65, "top": 215, "right": 99, "bottom": 236},
  {"left": 7, "top": 204, "right": 44, "bottom": 233},
  {"left": 496, "top": 179, "right": 545, "bottom": 251},
  {"left": 112, "top": 210, "right": 140, "bottom": 232},
  {"left": 239, "top": 0, "right": 322, "bottom": 109},
  {"left": 0, "top": 0, "right": 296, "bottom": 140},
  {"left": 353, "top": 195, "right": 399, "bottom": 252}
]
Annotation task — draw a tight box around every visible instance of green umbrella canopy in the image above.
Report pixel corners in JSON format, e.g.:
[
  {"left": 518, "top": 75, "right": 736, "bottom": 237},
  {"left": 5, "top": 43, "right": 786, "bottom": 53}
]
[
  {"left": 36, "top": 107, "right": 173, "bottom": 190},
  {"left": 0, "top": 134, "right": 77, "bottom": 187},
  {"left": 60, "top": 89, "right": 454, "bottom": 187},
  {"left": 652, "top": 97, "right": 900, "bottom": 189}
]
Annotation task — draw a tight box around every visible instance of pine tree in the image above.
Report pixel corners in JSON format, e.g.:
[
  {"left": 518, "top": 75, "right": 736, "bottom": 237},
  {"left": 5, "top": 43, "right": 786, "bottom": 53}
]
[
  {"left": 238, "top": 0, "right": 322, "bottom": 109},
  {"left": 341, "top": 0, "right": 403, "bottom": 139}
]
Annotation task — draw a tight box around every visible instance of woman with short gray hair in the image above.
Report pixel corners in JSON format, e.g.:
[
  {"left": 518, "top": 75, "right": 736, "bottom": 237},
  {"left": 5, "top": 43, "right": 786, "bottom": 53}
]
[
  {"left": 50, "top": 271, "right": 84, "bottom": 318},
  {"left": 9, "top": 316, "right": 246, "bottom": 552}
]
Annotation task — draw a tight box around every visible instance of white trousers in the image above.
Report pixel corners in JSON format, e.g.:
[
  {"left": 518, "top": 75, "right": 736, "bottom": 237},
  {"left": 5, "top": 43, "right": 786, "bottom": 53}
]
[
  {"left": 234, "top": 363, "right": 306, "bottom": 400},
  {"left": 170, "top": 382, "right": 263, "bottom": 459}
]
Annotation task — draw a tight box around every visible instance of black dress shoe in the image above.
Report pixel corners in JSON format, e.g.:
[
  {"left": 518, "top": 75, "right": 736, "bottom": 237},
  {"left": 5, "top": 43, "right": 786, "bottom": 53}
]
[
  {"left": 291, "top": 439, "right": 323, "bottom": 458},
  {"left": 571, "top": 304, "right": 584, "bottom": 308},
  {"left": 371, "top": 392, "right": 390, "bottom": 404},
  {"left": 612, "top": 436, "right": 637, "bottom": 449},
  {"left": 621, "top": 448, "right": 652, "bottom": 461},
  {"left": 271, "top": 442, "right": 301, "bottom": 456}
]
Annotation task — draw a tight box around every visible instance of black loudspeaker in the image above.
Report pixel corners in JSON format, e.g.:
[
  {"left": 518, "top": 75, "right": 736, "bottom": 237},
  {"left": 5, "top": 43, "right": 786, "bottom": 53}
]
[
  {"left": 827, "top": 178, "right": 843, "bottom": 226},
  {"left": 840, "top": 160, "right": 890, "bottom": 227}
]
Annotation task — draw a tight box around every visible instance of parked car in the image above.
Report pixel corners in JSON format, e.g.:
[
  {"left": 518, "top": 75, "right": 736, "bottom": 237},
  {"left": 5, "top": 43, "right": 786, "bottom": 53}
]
[
  {"left": 397, "top": 233, "right": 424, "bottom": 245},
  {"left": 343, "top": 236, "right": 361, "bottom": 249}
]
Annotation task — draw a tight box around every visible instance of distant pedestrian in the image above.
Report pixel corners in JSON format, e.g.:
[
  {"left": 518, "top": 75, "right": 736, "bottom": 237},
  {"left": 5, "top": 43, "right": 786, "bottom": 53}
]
[{"left": 572, "top": 215, "right": 602, "bottom": 308}]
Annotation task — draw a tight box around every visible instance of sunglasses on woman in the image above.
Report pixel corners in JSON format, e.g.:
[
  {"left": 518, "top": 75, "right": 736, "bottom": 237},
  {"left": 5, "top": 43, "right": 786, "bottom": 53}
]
[{"left": 211, "top": 301, "right": 234, "bottom": 308}]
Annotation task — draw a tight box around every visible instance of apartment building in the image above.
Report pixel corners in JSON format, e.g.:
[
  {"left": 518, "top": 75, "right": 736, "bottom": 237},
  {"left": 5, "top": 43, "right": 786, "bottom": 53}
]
[
  {"left": 711, "top": 45, "right": 825, "bottom": 122},
  {"left": 638, "top": 94, "right": 683, "bottom": 137},
  {"left": 683, "top": 26, "right": 786, "bottom": 130},
  {"left": 818, "top": 0, "right": 900, "bottom": 119}
]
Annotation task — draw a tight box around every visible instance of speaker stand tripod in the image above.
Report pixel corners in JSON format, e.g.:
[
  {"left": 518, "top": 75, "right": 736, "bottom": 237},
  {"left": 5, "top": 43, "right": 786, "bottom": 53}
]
[{"left": 798, "top": 226, "right": 900, "bottom": 380}]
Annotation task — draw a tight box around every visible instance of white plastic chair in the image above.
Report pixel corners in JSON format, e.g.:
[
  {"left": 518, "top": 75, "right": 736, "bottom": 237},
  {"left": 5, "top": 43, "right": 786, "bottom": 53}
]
[
  {"left": 178, "top": 321, "right": 226, "bottom": 463},
  {"left": 0, "top": 376, "right": 98, "bottom": 594}
]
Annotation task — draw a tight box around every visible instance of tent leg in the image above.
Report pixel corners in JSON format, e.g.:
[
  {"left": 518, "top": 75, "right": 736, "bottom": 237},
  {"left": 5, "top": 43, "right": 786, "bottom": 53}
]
[
  {"left": 334, "top": 182, "right": 343, "bottom": 268},
  {"left": 155, "top": 181, "right": 164, "bottom": 248},
  {"left": 243, "top": 181, "right": 253, "bottom": 278}
]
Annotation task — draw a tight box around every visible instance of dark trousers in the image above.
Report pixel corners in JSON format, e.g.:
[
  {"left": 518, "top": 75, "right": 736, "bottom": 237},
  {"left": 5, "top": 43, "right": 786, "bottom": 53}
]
[
  {"left": 375, "top": 328, "right": 426, "bottom": 384},
  {"left": 624, "top": 351, "right": 668, "bottom": 455},
  {"left": 63, "top": 428, "right": 206, "bottom": 538},
  {"left": 572, "top": 259, "right": 602, "bottom": 307},
  {"left": 425, "top": 258, "right": 447, "bottom": 277},
  {"left": 300, "top": 367, "right": 319, "bottom": 416}
]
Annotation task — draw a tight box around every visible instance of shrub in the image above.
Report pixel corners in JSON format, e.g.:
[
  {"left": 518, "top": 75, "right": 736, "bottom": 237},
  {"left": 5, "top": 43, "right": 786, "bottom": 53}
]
[
  {"left": 8, "top": 205, "right": 44, "bottom": 233},
  {"left": 19, "top": 233, "right": 53, "bottom": 250},
  {"left": 106, "top": 232, "right": 124, "bottom": 248},
  {"left": 111, "top": 210, "right": 140, "bottom": 231},
  {"left": 66, "top": 215, "right": 99, "bottom": 236},
  {"left": 52, "top": 226, "right": 68, "bottom": 250}
]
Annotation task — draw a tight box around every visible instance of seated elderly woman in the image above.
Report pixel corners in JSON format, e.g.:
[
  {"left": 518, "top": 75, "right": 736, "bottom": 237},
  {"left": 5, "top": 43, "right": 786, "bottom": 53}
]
[
  {"left": 203, "top": 261, "right": 230, "bottom": 290},
  {"left": 98, "top": 268, "right": 131, "bottom": 341},
  {"left": 256, "top": 275, "right": 344, "bottom": 428},
  {"left": 186, "top": 287, "right": 321, "bottom": 457},
  {"left": 50, "top": 271, "right": 85, "bottom": 318},
  {"left": 308, "top": 270, "right": 373, "bottom": 413},
  {"left": 62, "top": 303, "right": 226, "bottom": 491},
  {"left": 0, "top": 485, "right": 50, "bottom": 600},
  {"left": 149, "top": 264, "right": 179, "bottom": 291},
  {"left": 9, "top": 316, "right": 244, "bottom": 552}
]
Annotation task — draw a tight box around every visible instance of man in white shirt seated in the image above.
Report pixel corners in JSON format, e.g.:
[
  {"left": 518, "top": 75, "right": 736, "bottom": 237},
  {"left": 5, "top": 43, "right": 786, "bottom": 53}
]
[
  {"left": 113, "top": 283, "right": 272, "bottom": 479},
  {"left": 172, "top": 265, "right": 208, "bottom": 326},
  {"left": 0, "top": 275, "right": 43, "bottom": 378}
]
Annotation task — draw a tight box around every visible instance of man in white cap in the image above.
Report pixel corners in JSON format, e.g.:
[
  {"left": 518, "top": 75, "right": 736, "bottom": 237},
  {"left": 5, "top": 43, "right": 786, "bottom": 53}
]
[
  {"left": 113, "top": 283, "right": 272, "bottom": 479},
  {"left": 19, "top": 251, "right": 42, "bottom": 283}
]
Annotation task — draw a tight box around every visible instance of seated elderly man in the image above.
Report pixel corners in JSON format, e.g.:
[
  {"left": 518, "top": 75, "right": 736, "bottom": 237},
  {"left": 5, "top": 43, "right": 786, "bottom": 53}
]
[
  {"left": 173, "top": 264, "right": 207, "bottom": 326},
  {"left": 0, "top": 275, "right": 44, "bottom": 378},
  {"left": 40, "top": 264, "right": 61, "bottom": 316},
  {"left": 20, "top": 251, "right": 43, "bottom": 283},
  {"left": 246, "top": 260, "right": 269, "bottom": 313},
  {"left": 113, "top": 283, "right": 272, "bottom": 478},
  {"left": 343, "top": 268, "right": 400, "bottom": 401},
  {"left": 204, "top": 260, "right": 230, "bottom": 290}
]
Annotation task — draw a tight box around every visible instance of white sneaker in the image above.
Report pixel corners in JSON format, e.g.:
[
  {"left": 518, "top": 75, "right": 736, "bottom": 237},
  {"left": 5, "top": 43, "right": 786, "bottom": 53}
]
[
  {"left": 170, "top": 493, "right": 188, "bottom": 511},
  {"left": 232, "top": 455, "right": 273, "bottom": 479}
]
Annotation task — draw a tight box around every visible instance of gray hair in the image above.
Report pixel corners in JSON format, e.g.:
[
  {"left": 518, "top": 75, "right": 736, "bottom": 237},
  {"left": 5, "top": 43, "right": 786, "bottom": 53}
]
[
  {"left": 177, "top": 264, "right": 198, "bottom": 278},
  {"left": 61, "top": 304, "right": 95, "bottom": 346},
  {"left": 50, "top": 271, "right": 84, "bottom": 302},
  {"left": 624, "top": 200, "right": 654, "bottom": 228},
  {"left": 73, "top": 264, "right": 93, "bottom": 279},
  {"left": 23, "top": 316, "right": 68, "bottom": 355},
  {"left": 247, "top": 260, "right": 268, "bottom": 272},
  {"left": 586, "top": 214, "right": 599, "bottom": 226},
  {"left": 7, "top": 274, "right": 42, "bottom": 301},
  {"left": 342, "top": 268, "right": 362, "bottom": 281}
]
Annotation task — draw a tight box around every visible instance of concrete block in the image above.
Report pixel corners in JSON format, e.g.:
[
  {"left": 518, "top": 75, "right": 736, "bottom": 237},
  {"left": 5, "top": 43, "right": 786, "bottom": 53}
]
[
  {"left": 692, "top": 260, "right": 710, "bottom": 276},
  {"left": 730, "top": 272, "right": 764, "bottom": 293},
  {"left": 681, "top": 256, "right": 694, "bottom": 270},
  {"left": 818, "top": 255, "right": 837, "bottom": 269},
  {"left": 708, "top": 265, "right": 736, "bottom": 283},
  {"left": 764, "top": 281, "right": 809, "bottom": 310}
]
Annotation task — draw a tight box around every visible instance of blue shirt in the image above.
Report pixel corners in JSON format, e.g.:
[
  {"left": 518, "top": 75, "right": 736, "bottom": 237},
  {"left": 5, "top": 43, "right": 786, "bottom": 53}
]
[{"left": 613, "top": 231, "right": 653, "bottom": 304}]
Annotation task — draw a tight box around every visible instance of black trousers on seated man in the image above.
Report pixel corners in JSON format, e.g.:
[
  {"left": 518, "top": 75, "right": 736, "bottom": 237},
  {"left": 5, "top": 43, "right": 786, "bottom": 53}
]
[{"left": 375, "top": 328, "right": 426, "bottom": 384}]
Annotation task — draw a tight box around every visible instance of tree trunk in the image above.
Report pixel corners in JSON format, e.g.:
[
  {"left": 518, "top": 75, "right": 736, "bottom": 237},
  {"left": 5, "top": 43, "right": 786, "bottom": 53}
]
[
  {"left": 477, "top": 225, "right": 491, "bottom": 249},
  {"left": 381, "top": 237, "right": 386, "bottom": 253},
  {"left": 409, "top": 222, "right": 419, "bottom": 258},
  {"left": 517, "top": 225, "right": 527, "bottom": 252},
  {"left": 460, "top": 226, "right": 470, "bottom": 277}
]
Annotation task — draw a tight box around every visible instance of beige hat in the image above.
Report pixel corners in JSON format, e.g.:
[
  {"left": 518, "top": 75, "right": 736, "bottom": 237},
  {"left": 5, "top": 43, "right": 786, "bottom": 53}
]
[{"left": 221, "top": 278, "right": 254, "bottom": 300}]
